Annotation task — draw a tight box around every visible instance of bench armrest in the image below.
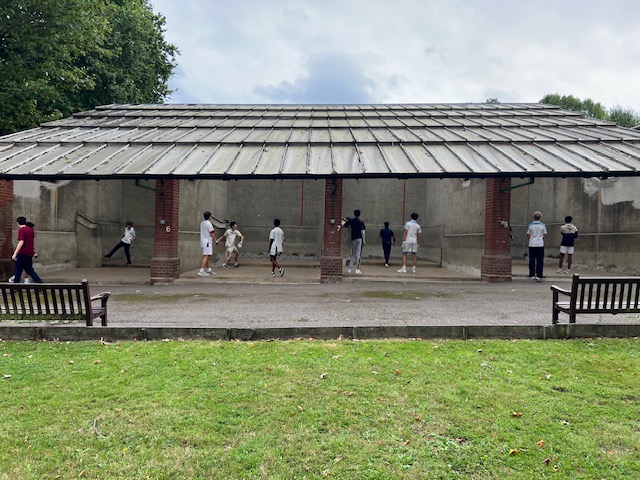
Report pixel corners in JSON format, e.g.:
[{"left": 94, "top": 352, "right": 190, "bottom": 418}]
[
  {"left": 550, "top": 284, "right": 571, "bottom": 306},
  {"left": 550, "top": 285, "right": 570, "bottom": 296},
  {"left": 91, "top": 292, "right": 111, "bottom": 307}
]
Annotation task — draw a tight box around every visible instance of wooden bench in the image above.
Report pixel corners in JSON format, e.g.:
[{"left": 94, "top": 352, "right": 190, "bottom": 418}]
[
  {"left": 0, "top": 280, "right": 110, "bottom": 326},
  {"left": 551, "top": 274, "right": 640, "bottom": 324}
]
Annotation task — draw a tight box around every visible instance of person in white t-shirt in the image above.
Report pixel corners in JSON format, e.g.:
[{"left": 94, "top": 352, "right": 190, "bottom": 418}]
[
  {"left": 268, "top": 218, "right": 285, "bottom": 277},
  {"left": 221, "top": 222, "right": 245, "bottom": 268},
  {"left": 526, "top": 211, "right": 547, "bottom": 281},
  {"left": 398, "top": 212, "right": 422, "bottom": 274},
  {"left": 104, "top": 221, "right": 137, "bottom": 265},
  {"left": 198, "top": 211, "right": 219, "bottom": 276}
]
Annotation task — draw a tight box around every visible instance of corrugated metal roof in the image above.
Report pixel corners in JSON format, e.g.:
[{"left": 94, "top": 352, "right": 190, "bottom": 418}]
[{"left": 1, "top": 103, "right": 640, "bottom": 180}]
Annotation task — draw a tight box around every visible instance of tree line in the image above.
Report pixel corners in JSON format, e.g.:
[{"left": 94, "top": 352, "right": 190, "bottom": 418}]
[
  {"left": 539, "top": 94, "right": 640, "bottom": 128},
  {"left": 487, "top": 95, "right": 639, "bottom": 128},
  {"left": 0, "top": 0, "right": 178, "bottom": 136}
]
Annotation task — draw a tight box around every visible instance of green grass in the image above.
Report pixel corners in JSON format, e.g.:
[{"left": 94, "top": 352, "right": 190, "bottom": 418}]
[{"left": 0, "top": 338, "right": 638, "bottom": 479}]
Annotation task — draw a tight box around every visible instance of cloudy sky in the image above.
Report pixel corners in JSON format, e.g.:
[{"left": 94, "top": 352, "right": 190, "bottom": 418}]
[{"left": 148, "top": 0, "right": 640, "bottom": 111}]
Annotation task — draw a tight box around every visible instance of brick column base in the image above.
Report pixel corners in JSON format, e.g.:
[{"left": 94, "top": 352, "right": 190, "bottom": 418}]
[
  {"left": 320, "top": 178, "right": 343, "bottom": 283},
  {"left": 481, "top": 178, "right": 512, "bottom": 282},
  {"left": 150, "top": 179, "right": 181, "bottom": 284},
  {"left": 150, "top": 257, "right": 181, "bottom": 284},
  {"left": 481, "top": 254, "right": 512, "bottom": 282},
  {"left": 320, "top": 256, "right": 343, "bottom": 283}
]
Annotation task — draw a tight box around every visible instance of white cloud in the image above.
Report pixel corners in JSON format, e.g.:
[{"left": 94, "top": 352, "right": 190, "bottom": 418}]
[{"left": 150, "top": 0, "right": 640, "bottom": 111}]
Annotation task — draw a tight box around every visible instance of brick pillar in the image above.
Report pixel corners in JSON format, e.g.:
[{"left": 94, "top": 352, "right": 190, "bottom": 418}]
[
  {"left": 0, "top": 181, "right": 13, "bottom": 279},
  {"left": 481, "top": 178, "right": 512, "bottom": 282},
  {"left": 150, "top": 179, "right": 181, "bottom": 284},
  {"left": 320, "top": 178, "right": 343, "bottom": 283}
]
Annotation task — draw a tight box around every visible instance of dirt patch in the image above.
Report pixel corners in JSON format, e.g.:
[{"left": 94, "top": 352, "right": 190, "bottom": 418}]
[
  {"left": 112, "top": 293, "right": 220, "bottom": 303},
  {"left": 362, "top": 291, "right": 451, "bottom": 300}
]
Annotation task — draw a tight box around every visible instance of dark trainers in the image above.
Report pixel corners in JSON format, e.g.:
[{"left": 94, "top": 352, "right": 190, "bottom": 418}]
[{"left": 279, "top": 267, "right": 285, "bottom": 277}]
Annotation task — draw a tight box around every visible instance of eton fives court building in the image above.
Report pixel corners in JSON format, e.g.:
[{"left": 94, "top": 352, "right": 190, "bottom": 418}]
[{"left": 1, "top": 103, "right": 640, "bottom": 284}]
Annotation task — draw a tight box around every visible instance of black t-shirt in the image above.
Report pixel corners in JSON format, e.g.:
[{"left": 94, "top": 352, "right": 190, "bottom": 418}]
[
  {"left": 348, "top": 217, "right": 365, "bottom": 240},
  {"left": 379, "top": 227, "right": 394, "bottom": 244}
]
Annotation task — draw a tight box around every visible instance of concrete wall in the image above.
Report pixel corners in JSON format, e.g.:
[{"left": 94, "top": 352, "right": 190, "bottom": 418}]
[
  {"left": 425, "top": 178, "right": 486, "bottom": 276},
  {"left": 341, "top": 178, "right": 426, "bottom": 263},
  {"left": 225, "top": 179, "right": 325, "bottom": 260},
  {"left": 12, "top": 175, "right": 640, "bottom": 276},
  {"left": 178, "top": 179, "right": 228, "bottom": 271},
  {"left": 510, "top": 177, "right": 640, "bottom": 274},
  {"left": 12, "top": 179, "right": 210, "bottom": 273}
]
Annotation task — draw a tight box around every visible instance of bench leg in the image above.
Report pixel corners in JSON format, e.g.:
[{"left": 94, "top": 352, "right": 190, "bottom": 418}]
[
  {"left": 552, "top": 306, "right": 559, "bottom": 325},
  {"left": 101, "top": 312, "right": 108, "bottom": 327}
]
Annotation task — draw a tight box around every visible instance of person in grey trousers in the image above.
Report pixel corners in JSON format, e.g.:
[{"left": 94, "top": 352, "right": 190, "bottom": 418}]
[{"left": 339, "top": 209, "right": 366, "bottom": 274}]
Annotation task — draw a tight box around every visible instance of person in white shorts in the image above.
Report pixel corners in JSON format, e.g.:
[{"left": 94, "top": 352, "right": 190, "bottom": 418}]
[
  {"left": 222, "top": 222, "right": 245, "bottom": 268},
  {"left": 398, "top": 212, "right": 422, "bottom": 273},
  {"left": 198, "top": 211, "right": 219, "bottom": 276},
  {"left": 557, "top": 215, "right": 578, "bottom": 274},
  {"left": 269, "top": 218, "right": 285, "bottom": 277}
]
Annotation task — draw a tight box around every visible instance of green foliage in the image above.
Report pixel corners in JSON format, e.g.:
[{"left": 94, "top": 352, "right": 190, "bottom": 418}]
[
  {"left": 540, "top": 93, "right": 607, "bottom": 120},
  {"left": 1, "top": 339, "right": 638, "bottom": 478},
  {"left": 0, "top": 0, "right": 177, "bottom": 135},
  {"left": 608, "top": 105, "right": 640, "bottom": 128},
  {"left": 540, "top": 93, "right": 640, "bottom": 128}
]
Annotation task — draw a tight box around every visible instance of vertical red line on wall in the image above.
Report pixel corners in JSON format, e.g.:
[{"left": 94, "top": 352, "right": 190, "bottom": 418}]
[
  {"left": 402, "top": 179, "right": 407, "bottom": 224},
  {"left": 300, "top": 179, "right": 304, "bottom": 226}
]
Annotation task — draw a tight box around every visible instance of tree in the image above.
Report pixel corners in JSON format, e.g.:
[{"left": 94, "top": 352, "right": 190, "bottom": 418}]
[
  {"left": 0, "top": 0, "right": 177, "bottom": 135},
  {"left": 540, "top": 93, "right": 639, "bottom": 128},
  {"left": 75, "top": 0, "right": 178, "bottom": 110},
  {"left": 539, "top": 93, "right": 607, "bottom": 120},
  {"left": 608, "top": 105, "right": 640, "bottom": 129}
]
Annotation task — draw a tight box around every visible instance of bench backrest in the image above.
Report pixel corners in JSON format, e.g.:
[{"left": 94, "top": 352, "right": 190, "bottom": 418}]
[
  {"left": 571, "top": 275, "right": 640, "bottom": 314},
  {"left": 0, "top": 281, "right": 92, "bottom": 322}
]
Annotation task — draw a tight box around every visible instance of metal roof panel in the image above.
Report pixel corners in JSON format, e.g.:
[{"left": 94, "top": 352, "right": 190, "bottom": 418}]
[{"left": 1, "top": 103, "right": 639, "bottom": 179}]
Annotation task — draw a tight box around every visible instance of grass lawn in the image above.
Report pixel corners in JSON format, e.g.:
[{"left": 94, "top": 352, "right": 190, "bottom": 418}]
[{"left": 0, "top": 338, "right": 638, "bottom": 479}]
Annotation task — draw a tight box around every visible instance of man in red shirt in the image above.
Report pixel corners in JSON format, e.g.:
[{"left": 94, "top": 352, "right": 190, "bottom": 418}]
[{"left": 11, "top": 216, "right": 43, "bottom": 283}]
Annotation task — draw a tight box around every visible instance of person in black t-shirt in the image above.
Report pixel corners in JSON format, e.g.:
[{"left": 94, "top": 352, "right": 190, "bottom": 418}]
[
  {"left": 338, "top": 209, "right": 366, "bottom": 274},
  {"left": 379, "top": 222, "right": 395, "bottom": 267}
]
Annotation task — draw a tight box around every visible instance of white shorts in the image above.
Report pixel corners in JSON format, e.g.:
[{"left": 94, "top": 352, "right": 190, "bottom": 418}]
[
  {"left": 560, "top": 245, "right": 575, "bottom": 254},
  {"left": 402, "top": 241, "right": 418, "bottom": 254},
  {"left": 226, "top": 245, "right": 238, "bottom": 253},
  {"left": 202, "top": 243, "right": 213, "bottom": 255}
]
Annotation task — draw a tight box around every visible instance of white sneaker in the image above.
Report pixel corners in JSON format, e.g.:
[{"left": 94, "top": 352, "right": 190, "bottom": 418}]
[
  {"left": 384, "top": 263, "right": 389, "bottom": 268},
  {"left": 397, "top": 267, "right": 407, "bottom": 273},
  {"left": 556, "top": 268, "right": 563, "bottom": 273},
  {"left": 565, "top": 269, "right": 571, "bottom": 274},
  {"left": 412, "top": 266, "right": 416, "bottom": 274},
  {"left": 23, "top": 278, "right": 30, "bottom": 284},
  {"left": 356, "top": 269, "right": 362, "bottom": 274},
  {"left": 535, "top": 276, "right": 541, "bottom": 282},
  {"left": 271, "top": 272, "right": 276, "bottom": 277},
  {"left": 221, "top": 263, "right": 227, "bottom": 268},
  {"left": 197, "top": 271, "right": 210, "bottom": 277},
  {"left": 347, "top": 268, "right": 352, "bottom": 273},
  {"left": 8, "top": 275, "right": 15, "bottom": 283}
]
